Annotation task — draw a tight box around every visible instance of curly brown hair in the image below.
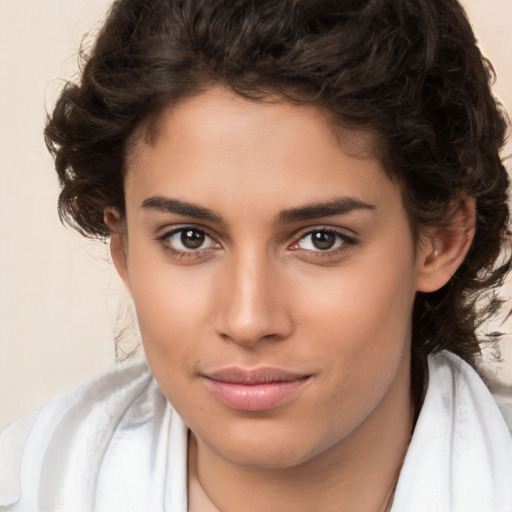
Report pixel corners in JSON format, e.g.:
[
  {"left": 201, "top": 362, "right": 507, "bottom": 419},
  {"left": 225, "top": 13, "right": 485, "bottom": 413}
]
[{"left": 45, "top": 0, "right": 510, "bottom": 369}]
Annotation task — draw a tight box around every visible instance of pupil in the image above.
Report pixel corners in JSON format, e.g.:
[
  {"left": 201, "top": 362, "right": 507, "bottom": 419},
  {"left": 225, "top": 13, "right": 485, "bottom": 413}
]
[
  {"left": 312, "top": 231, "right": 336, "bottom": 250},
  {"left": 181, "top": 229, "right": 205, "bottom": 249}
]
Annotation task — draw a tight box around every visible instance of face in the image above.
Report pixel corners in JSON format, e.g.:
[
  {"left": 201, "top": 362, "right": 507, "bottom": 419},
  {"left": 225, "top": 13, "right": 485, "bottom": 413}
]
[{"left": 115, "top": 87, "right": 430, "bottom": 470}]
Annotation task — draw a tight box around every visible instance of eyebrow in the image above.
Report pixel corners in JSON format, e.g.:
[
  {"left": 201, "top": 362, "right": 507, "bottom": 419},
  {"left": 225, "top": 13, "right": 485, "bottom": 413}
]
[
  {"left": 141, "top": 196, "right": 225, "bottom": 224},
  {"left": 276, "top": 196, "right": 375, "bottom": 223},
  {"left": 141, "top": 195, "right": 375, "bottom": 225}
]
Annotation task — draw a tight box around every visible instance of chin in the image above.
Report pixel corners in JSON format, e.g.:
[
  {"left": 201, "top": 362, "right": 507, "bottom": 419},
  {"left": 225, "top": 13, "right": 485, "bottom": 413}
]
[
  {"left": 197, "top": 419, "right": 335, "bottom": 471},
  {"left": 219, "top": 445, "right": 315, "bottom": 471}
]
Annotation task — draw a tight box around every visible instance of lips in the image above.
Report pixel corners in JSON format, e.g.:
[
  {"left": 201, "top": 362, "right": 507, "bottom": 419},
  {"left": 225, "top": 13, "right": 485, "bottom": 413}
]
[{"left": 202, "top": 367, "right": 311, "bottom": 412}]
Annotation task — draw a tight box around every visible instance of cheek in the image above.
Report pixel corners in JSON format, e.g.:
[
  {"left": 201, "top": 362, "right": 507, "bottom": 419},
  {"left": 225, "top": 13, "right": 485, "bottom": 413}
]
[
  {"left": 295, "top": 243, "right": 417, "bottom": 385},
  {"left": 299, "top": 252, "right": 415, "bottom": 343},
  {"left": 126, "top": 250, "right": 217, "bottom": 376},
  {"left": 296, "top": 269, "right": 414, "bottom": 436}
]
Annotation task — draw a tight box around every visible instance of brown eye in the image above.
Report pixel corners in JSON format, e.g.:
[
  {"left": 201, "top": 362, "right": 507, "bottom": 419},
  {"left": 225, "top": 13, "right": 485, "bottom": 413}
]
[
  {"left": 160, "top": 226, "right": 219, "bottom": 255},
  {"left": 293, "top": 228, "right": 354, "bottom": 254},
  {"left": 311, "top": 231, "right": 337, "bottom": 250},
  {"left": 181, "top": 229, "right": 205, "bottom": 249}
]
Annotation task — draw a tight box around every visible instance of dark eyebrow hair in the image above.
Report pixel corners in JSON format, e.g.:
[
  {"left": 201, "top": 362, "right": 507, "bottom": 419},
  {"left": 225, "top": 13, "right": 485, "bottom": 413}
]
[
  {"left": 141, "top": 196, "right": 225, "bottom": 224},
  {"left": 276, "top": 197, "right": 375, "bottom": 223},
  {"left": 141, "top": 195, "right": 375, "bottom": 226}
]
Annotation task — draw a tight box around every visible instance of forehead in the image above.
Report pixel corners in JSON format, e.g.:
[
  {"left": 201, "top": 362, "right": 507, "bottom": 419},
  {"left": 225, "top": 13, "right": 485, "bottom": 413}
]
[
  {"left": 125, "top": 87, "right": 402, "bottom": 220},
  {"left": 129, "top": 86, "right": 385, "bottom": 168}
]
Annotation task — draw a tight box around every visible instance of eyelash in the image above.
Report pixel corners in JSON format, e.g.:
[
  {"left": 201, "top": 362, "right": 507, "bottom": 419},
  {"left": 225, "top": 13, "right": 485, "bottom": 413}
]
[
  {"left": 156, "top": 226, "right": 221, "bottom": 261},
  {"left": 156, "top": 225, "right": 357, "bottom": 262},
  {"left": 289, "top": 227, "right": 357, "bottom": 261}
]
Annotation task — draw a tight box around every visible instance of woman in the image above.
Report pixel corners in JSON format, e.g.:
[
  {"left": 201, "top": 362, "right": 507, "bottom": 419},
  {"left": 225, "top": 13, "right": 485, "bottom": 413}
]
[{"left": 1, "top": 0, "right": 511, "bottom": 511}]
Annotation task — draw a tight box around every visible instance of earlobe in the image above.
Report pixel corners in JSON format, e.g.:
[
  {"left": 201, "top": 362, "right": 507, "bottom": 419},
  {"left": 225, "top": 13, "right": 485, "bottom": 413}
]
[
  {"left": 416, "top": 197, "right": 476, "bottom": 293},
  {"left": 104, "top": 208, "right": 131, "bottom": 291}
]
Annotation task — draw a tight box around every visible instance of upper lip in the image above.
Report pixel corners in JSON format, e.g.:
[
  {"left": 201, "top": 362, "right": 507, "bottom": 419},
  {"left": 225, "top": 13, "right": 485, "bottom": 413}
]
[{"left": 204, "top": 367, "right": 311, "bottom": 384}]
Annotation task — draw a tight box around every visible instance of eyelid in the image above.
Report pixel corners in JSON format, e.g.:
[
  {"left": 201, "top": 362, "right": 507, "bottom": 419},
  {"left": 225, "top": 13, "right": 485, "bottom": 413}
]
[
  {"left": 291, "top": 225, "right": 356, "bottom": 244},
  {"left": 156, "top": 224, "right": 222, "bottom": 260},
  {"left": 287, "top": 225, "right": 358, "bottom": 259},
  {"left": 156, "top": 223, "right": 218, "bottom": 241}
]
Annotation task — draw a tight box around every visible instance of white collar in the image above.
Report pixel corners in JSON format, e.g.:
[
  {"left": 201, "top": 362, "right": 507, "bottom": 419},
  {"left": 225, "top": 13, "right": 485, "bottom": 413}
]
[{"left": 391, "top": 351, "right": 512, "bottom": 512}]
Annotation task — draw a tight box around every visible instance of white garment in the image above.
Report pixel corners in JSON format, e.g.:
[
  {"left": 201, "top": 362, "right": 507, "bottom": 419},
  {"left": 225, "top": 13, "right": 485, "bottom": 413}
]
[
  {"left": 1, "top": 352, "right": 511, "bottom": 512},
  {"left": 392, "top": 352, "right": 512, "bottom": 511},
  {"left": 0, "top": 362, "right": 188, "bottom": 512}
]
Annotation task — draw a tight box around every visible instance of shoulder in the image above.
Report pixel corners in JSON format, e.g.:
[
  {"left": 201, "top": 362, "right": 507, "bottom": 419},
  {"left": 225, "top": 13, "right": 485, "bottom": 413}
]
[
  {"left": 0, "top": 359, "right": 169, "bottom": 511},
  {"left": 473, "top": 356, "right": 512, "bottom": 435},
  {"left": 0, "top": 411, "right": 39, "bottom": 508},
  {"left": 392, "top": 351, "right": 512, "bottom": 512},
  {"left": 0, "top": 358, "right": 156, "bottom": 447},
  {"left": 493, "top": 391, "right": 512, "bottom": 434},
  {"left": 429, "top": 351, "right": 512, "bottom": 434}
]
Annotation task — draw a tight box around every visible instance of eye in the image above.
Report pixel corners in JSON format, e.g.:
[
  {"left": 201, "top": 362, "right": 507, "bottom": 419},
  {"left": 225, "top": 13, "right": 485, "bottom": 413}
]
[
  {"left": 296, "top": 229, "right": 349, "bottom": 251},
  {"left": 176, "top": 228, "right": 208, "bottom": 249},
  {"left": 299, "top": 230, "right": 341, "bottom": 251},
  {"left": 158, "top": 226, "right": 220, "bottom": 257},
  {"left": 288, "top": 228, "right": 357, "bottom": 261}
]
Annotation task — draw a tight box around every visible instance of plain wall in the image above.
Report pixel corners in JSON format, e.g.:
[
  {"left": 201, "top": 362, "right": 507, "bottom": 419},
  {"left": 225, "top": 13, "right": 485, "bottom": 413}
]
[{"left": 1, "top": 0, "right": 511, "bottom": 430}]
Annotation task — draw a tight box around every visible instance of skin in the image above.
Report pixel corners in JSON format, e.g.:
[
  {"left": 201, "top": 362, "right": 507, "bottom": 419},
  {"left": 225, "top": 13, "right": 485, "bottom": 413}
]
[{"left": 109, "top": 87, "right": 474, "bottom": 512}]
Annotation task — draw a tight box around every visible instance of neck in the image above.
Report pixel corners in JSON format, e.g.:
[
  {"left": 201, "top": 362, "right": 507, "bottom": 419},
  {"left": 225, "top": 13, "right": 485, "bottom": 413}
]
[{"left": 189, "top": 358, "right": 413, "bottom": 512}]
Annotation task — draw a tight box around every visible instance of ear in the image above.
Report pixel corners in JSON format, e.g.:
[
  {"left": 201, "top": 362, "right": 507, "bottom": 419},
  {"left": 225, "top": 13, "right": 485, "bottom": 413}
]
[
  {"left": 104, "top": 208, "right": 131, "bottom": 292},
  {"left": 415, "top": 197, "right": 476, "bottom": 293}
]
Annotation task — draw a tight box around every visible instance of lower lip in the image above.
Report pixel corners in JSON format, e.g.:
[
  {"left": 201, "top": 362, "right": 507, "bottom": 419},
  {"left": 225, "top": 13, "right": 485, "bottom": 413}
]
[{"left": 204, "top": 378, "right": 309, "bottom": 412}]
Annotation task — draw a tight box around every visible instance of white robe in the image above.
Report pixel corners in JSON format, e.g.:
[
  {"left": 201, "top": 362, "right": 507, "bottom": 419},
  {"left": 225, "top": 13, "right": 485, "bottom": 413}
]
[{"left": 1, "top": 351, "right": 511, "bottom": 512}]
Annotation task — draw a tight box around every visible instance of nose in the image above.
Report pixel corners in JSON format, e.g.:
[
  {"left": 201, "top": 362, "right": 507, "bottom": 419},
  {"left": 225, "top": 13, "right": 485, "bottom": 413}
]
[{"left": 213, "top": 251, "right": 294, "bottom": 347}]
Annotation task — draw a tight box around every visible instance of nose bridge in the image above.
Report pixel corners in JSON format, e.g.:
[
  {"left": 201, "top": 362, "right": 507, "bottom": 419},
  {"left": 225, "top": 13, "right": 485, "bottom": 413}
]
[{"left": 215, "top": 246, "right": 290, "bottom": 345}]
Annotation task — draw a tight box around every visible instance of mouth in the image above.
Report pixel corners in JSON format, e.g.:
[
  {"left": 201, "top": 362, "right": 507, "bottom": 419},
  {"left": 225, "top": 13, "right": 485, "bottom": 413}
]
[{"left": 202, "top": 367, "right": 312, "bottom": 412}]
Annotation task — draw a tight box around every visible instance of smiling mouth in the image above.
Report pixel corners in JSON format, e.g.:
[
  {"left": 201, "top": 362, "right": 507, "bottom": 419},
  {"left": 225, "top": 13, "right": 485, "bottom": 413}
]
[{"left": 202, "top": 367, "right": 311, "bottom": 412}]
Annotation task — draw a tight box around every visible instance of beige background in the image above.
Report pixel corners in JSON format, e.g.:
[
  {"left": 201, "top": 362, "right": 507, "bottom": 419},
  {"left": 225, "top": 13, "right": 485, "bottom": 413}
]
[{"left": 1, "top": 0, "right": 511, "bottom": 430}]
